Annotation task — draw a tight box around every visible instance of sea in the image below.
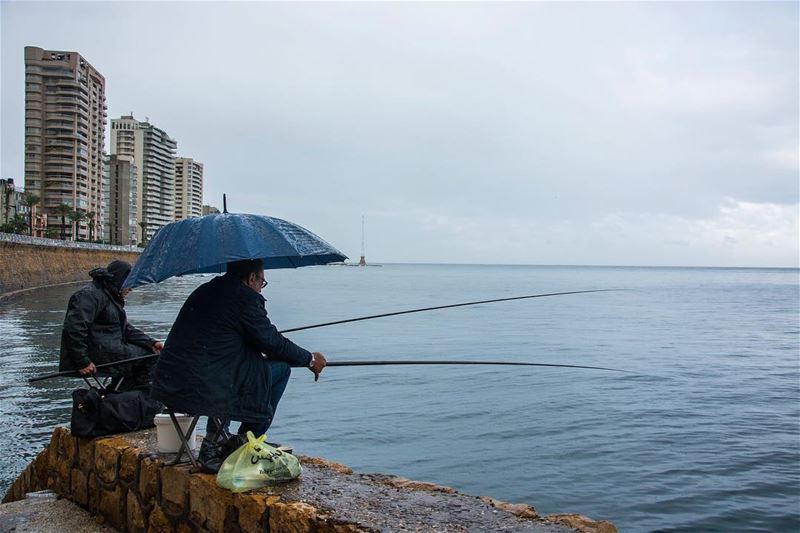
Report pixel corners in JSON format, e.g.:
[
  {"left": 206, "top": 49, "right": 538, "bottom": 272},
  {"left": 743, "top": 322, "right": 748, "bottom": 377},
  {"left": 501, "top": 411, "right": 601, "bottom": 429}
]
[{"left": 0, "top": 264, "right": 797, "bottom": 532}]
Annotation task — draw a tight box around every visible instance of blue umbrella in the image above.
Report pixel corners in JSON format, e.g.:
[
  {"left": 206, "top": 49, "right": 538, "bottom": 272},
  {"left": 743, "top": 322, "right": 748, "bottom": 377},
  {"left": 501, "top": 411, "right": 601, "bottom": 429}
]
[{"left": 123, "top": 213, "right": 347, "bottom": 288}]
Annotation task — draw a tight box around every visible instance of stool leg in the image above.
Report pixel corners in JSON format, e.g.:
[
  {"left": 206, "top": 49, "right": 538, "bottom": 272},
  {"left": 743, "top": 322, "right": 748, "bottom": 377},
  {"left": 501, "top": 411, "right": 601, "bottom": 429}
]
[{"left": 168, "top": 412, "right": 200, "bottom": 469}]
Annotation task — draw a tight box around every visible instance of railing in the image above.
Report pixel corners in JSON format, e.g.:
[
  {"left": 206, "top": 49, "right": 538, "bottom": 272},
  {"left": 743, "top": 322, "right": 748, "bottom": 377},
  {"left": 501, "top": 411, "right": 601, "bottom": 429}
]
[{"left": 0, "top": 232, "right": 140, "bottom": 252}]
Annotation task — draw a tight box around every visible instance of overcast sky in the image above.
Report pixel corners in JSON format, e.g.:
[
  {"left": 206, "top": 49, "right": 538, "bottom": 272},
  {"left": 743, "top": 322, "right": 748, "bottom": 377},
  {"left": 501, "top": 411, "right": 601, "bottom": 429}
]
[{"left": 2, "top": 1, "right": 797, "bottom": 267}]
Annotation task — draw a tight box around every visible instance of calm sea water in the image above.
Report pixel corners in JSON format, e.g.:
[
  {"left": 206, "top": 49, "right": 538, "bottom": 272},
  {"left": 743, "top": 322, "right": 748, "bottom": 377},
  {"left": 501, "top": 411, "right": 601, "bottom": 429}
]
[{"left": 0, "top": 264, "right": 798, "bottom": 532}]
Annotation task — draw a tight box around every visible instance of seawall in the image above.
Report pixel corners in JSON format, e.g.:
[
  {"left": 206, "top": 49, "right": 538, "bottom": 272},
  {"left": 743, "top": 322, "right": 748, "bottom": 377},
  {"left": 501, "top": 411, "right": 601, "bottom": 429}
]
[
  {"left": 2, "top": 427, "right": 617, "bottom": 533},
  {"left": 0, "top": 233, "right": 140, "bottom": 298}
]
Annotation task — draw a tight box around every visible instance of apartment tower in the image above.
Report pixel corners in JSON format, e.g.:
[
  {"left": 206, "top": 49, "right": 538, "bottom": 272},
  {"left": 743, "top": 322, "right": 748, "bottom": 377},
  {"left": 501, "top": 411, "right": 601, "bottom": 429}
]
[
  {"left": 174, "top": 158, "right": 203, "bottom": 220},
  {"left": 110, "top": 115, "right": 177, "bottom": 241},
  {"left": 24, "top": 47, "right": 107, "bottom": 240},
  {"left": 103, "top": 155, "right": 138, "bottom": 245}
]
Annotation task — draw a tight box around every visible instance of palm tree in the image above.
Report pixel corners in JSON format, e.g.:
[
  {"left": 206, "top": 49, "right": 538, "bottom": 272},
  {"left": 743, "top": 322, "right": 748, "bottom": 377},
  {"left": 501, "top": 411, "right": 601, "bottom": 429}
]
[
  {"left": 68, "top": 209, "right": 86, "bottom": 241},
  {"left": 55, "top": 203, "right": 72, "bottom": 240},
  {"left": 21, "top": 192, "right": 40, "bottom": 237},
  {"left": 138, "top": 220, "right": 147, "bottom": 246},
  {"left": 85, "top": 211, "right": 96, "bottom": 241}
]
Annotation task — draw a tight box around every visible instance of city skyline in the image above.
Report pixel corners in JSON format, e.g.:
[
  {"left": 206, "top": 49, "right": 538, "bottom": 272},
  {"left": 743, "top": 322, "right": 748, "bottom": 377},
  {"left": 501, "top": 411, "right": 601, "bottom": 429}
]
[{"left": 1, "top": 2, "right": 797, "bottom": 267}]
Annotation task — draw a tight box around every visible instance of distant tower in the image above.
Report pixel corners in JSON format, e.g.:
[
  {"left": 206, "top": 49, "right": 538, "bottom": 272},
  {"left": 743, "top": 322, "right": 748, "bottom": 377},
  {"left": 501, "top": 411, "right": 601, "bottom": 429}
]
[{"left": 358, "top": 215, "right": 367, "bottom": 266}]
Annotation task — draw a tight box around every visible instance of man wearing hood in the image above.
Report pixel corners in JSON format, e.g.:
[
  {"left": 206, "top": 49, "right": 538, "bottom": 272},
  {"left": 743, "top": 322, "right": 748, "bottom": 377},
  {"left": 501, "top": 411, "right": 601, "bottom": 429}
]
[{"left": 59, "top": 260, "right": 163, "bottom": 390}]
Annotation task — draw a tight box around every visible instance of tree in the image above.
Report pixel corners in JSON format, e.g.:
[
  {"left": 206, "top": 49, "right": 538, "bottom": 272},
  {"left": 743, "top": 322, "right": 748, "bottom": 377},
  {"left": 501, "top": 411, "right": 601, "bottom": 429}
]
[
  {"left": 21, "top": 192, "right": 40, "bottom": 237},
  {"left": 68, "top": 209, "right": 86, "bottom": 241},
  {"left": 85, "top": 211, "right": 96, "bottom": 242},
  {"left": 55, "top": 203, "right": 72, "bottom": 240},
  {"left": 0, "top": 214, "right": 28, "bottom": 234},
  {"left": 138, "top": 220, "right": 147, "bottom": 246}
]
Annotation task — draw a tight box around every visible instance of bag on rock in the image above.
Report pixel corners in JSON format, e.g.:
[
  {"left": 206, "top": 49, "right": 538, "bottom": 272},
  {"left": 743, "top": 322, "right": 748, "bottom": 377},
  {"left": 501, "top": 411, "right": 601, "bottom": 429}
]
[
  {"left": 217, "top": 431, "right": 302, "bottom": 492},
  {"left": 71, "top": 387, "right": 161, "bottom": 438}
]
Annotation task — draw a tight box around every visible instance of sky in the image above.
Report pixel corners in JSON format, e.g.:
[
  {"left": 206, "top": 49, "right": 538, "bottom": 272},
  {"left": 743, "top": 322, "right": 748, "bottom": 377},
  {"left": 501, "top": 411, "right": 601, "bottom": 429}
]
[{"left": 1, "top": 1, "right": 798, "bottom": 267}]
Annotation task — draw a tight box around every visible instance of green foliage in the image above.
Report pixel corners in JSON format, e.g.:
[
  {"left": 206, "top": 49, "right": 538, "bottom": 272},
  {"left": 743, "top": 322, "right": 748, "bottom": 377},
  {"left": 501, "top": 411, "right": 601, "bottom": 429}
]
[
  {"left": 0, "top": 214, "right": 28, "bottom": 234},
  {"left": 22, "top": 192, "right": 40, "bottom": 208}
]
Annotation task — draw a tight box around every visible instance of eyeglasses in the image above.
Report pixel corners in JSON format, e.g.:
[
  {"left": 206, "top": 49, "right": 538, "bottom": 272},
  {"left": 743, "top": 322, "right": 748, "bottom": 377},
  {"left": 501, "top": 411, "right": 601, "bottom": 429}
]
[{"left": 259, "top": 277, "right": 268, "bottom": 289}]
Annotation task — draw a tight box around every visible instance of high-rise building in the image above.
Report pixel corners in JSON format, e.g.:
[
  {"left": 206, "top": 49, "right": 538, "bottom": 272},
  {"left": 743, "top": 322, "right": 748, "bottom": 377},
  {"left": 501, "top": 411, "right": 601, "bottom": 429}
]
[
  {"left": 103, "top": 155, "right": 138, "bottom": 245},
  {"left": 110, "top": 115, "right": 177, "bottom": 241},
  {"left": 24, "top": 47, "right": 107, "bottom": 240},
  {"left": 174, "top": 158, "right": 203, "bottom": 220}
]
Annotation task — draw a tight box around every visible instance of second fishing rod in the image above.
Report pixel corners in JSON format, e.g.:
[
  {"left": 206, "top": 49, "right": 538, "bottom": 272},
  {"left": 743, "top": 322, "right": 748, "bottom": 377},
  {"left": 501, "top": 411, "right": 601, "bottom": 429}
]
[{"left": 28, "top": 288, "right": 627, "bottom": 383}]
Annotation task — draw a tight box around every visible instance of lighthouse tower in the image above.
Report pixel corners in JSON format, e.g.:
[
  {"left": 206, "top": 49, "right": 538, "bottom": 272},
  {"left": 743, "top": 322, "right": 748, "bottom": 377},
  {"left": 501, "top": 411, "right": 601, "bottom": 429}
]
[{"left": 358, "top": 215, "right": 367, "bottom": 266}]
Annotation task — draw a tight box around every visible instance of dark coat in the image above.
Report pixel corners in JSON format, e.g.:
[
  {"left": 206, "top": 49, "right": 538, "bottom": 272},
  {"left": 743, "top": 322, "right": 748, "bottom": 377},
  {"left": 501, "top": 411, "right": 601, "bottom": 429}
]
[
  {"left": 150, "top": 274, "right": 312, "bottom": 422},
  {"left": 59, "top": 268, "right": 156, "bottom": 374}
]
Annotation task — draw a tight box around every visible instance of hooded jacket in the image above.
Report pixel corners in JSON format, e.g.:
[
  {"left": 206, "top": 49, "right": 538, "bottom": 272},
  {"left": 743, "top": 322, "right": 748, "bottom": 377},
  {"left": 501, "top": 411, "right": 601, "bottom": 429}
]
[
  {"left": 150, "top": 273, "right": 312, "bottom": 423},
  {"left": 59, "top": 267, "right": 156, "bottom": 374}
]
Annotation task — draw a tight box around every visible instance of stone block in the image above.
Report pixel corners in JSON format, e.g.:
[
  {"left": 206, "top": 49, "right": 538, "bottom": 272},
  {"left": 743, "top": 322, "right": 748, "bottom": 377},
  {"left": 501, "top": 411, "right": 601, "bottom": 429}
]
[
  {"left": 478, "top": 496, "right": 538, "bottom": 519},
  {"left": 268, "top": 501, "right": 319, "bottom": 533},
  {"left": 188, "top": 474, "right": 232, "bottom": 531},
  {"left": 176, "top": 523, "right": 195, "bottom": 533},
  {"left": 88, "top": 473, "right": 101, "bottom": 513},
  {"left": 95, "top": 437, "right": 129, "bottom": 485},
  {"left": 545, "top": 514, "right": 619, "bottom": 533},
  {"left": 71, "top": 468, "right": 89, "bottom": 506},
  {"left": 78, "top": 438, "right": 96, "bottom": 471},
  {"left": 233, "top": 493, "right": 273, "bottom": 533},
  {"left": 160, "top": 465, "right": 190, "bottom": 517},
  {"left": 99, "top": 484, "right": 127, "bottom": 530},
  {"left": 47, "top": 428, "right": 69, "bottom": 476},
  {"left": 139, "top": 457, "right": 160, "bottom": 506},
  {"left": 120, "top": 447, "right": 140, "bottom": 484},
  {"left": 148, "top": 504, "right": 175, "bottom": 533},
  {"left": 128, "top": 490, "right": 147, "bottom": 533}
]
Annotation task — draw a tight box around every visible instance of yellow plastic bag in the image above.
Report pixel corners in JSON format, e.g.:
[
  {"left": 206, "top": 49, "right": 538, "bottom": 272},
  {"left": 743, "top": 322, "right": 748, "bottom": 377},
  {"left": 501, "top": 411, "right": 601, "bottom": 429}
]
[{"left": 216, "top": 431, "right": 302, "bottom": 492}]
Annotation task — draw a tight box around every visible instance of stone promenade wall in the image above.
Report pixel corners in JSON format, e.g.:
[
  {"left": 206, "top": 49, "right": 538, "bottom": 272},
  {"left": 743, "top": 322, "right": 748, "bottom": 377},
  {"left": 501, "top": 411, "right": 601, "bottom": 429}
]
[
  {"left": 2, "top": 427, "right": 348, "bottom": 533},
  {"left": 0, "top": 233, "right": 140, "bottom": 297},
  {"left": 2, "top": 427, "right": 617, "bottom": 533}
]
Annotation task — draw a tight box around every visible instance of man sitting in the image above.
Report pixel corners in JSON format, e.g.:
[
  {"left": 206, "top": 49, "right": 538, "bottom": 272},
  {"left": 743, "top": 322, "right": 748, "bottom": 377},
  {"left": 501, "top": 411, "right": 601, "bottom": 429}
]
[
  {"left": 59, "top": 260, "right": 163, "bottom": 391},
  {"left": 150, "top": 258, "right": 326, "bottom": 473}
]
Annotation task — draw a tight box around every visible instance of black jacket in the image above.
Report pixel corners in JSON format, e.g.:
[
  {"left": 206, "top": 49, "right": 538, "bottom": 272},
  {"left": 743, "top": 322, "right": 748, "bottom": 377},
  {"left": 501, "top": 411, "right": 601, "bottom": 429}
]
[
  {"left": 150, "top": 274, "right": 312, "bottom": 422},
  {"left": 59, "top": 268, "right": 156, "bottom": 374}
]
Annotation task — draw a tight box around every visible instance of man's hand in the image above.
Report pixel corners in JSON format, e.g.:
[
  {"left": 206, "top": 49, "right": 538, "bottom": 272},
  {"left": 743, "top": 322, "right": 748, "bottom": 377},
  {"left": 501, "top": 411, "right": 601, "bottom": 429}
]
[
  {"left": 309, "top": 352, "right": 327, "bottom": 382},
  {"left": 78, "top": 362, "right": 96, "bottom": 376},
  {"left": 152, "top": 341, "right": 164, "bottom": 354}
]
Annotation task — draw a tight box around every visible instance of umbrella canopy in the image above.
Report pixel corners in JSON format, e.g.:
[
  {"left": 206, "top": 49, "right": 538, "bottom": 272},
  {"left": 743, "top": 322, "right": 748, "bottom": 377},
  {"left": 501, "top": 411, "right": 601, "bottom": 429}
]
[{"left": 123, "top": 213, "right": 347, "bottom": 288}]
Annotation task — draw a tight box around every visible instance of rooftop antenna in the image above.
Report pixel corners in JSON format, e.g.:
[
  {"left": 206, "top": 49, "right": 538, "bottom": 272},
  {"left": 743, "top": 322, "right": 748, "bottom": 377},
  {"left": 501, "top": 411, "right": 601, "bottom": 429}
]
[
  {"left": 223, "top": 194, "right": 228, "bottom": 213},
  {"left": 359, "top": 215, "right": 367, "bottom": 266}
]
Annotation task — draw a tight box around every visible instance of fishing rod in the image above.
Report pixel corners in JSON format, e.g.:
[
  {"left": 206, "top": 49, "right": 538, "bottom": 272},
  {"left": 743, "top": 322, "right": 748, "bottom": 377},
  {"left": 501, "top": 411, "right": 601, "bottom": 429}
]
[
  {"left": 27, "top": 288, "right": 627, "bottom": 383},
  {"left": 281, "top": 288, "right": 625, "bottom": 333},
  {"left": 326, "top": 360, "right": 631, "bottom": 373},
  {"left": 28, "top": 355, "right": 629, "bottom": 383}
]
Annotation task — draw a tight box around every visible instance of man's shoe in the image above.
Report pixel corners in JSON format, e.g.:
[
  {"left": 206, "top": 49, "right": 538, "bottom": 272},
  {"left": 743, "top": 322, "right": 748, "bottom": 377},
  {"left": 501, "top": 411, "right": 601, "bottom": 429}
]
[{"left": 198, "top": 437, "right": 225, "bottom": 474}]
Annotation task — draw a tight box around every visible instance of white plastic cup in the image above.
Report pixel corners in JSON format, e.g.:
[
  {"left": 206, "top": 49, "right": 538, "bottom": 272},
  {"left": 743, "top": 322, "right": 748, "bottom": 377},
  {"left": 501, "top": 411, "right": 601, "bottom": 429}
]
[{"left": 154, "top": 413, "right": 198, "bottom": 453}]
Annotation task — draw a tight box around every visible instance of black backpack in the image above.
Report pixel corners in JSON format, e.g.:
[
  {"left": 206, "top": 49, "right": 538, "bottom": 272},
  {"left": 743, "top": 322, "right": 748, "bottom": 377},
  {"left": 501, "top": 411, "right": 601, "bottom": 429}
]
[{"left": 71, "top": 386, "right": 161, "bottom": 438}]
